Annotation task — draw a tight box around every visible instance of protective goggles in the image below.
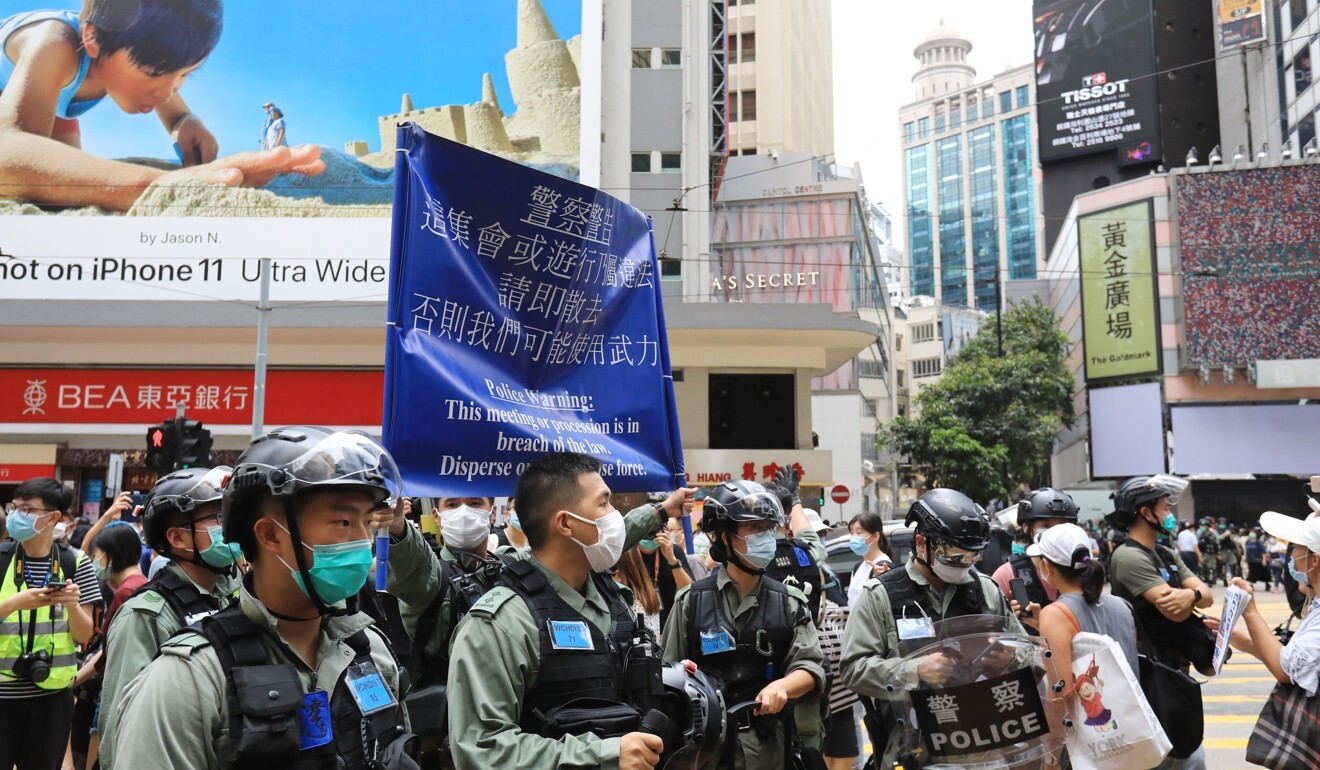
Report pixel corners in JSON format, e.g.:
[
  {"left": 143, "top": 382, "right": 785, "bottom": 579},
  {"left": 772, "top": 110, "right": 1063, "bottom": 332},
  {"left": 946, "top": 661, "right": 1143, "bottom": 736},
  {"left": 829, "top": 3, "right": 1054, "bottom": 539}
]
[
  {"left": 146, "top": 466, "right": 232, "bottom": 516},
  {"left": 929, "top": 539, "right": 984, "bottom": 566}
]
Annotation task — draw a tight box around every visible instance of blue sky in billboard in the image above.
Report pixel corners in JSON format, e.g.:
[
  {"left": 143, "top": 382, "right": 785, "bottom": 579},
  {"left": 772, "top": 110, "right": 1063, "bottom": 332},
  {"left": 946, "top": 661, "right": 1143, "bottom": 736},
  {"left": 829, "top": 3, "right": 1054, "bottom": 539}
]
[{"left": 64, "top": 0, "right": 581, "bottom": 161}]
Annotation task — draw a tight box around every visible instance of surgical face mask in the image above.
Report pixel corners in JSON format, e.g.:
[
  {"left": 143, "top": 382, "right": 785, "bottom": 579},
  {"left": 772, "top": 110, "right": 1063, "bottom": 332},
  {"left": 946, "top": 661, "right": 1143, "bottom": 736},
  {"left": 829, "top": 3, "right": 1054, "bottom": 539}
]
[
  {"left": 1291, "top": 555, "right": 1312, "bottom": 587},
  {"left": 5, "top": 510, "right": 52, "bottom": 543},
  {"left": 737, "top": 531, "right": 778, "bottom": 569},
  {"left": 195, "top": 525, "right": 243, "bottom": 568},
  {"left": 565, "top": 510, "right": 626, "bottom": 573},
  {"left": 441, "top": 505, "right": 492, "bottom": 551},
  {"left": 930, "top": 560, "right": 974, "bottom": 584},
  {"left": 1161, "top": 513, "right": 1178, "bottom": 534},
  {"left": 849, "top": 534, "right": 871, "bottom": 557},
  {"left": 274, "top": 522, "right": 374, "bottom": 605},
  {"left": 508, "top": 511, "right": 522, "bottom": 531},
  {"left": 53, "top": 523, "right": 68, "bottom": 541},
  {"left": 639, "top": 539, "right": 661, "bottom": 554},
  {"left": 1011, "top": 542, "right": 1027, "bottom": 555},
  {"left": 93, "top": 558, "right": 110, "bottom": 581}
]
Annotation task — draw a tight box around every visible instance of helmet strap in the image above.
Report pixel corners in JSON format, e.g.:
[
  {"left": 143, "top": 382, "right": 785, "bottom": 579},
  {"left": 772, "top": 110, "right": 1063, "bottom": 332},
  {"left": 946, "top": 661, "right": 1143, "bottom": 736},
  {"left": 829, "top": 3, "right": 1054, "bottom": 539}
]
[
  {"left": 715, "top": 532, "right": 765, "bottom": 576},
  {"left": 281, "top": 497, "right": 349, "bottom": 618},
  {"left": 176, "top": 519, "right": 231, "bottom": 576}
]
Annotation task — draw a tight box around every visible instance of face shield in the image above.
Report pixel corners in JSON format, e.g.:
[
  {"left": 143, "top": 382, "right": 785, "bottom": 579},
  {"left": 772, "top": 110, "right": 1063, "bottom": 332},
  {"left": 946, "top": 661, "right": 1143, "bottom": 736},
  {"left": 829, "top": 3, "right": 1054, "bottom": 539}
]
[
  {"left": 704, "top": 489, "right": 786, "bottom": 527},
  {"left": 1144, "top": 474, "right": 1189, "bottom": 506},
  {"left": 268, "top": 430, "right": 402, "bottom": 506},
  {"left": 146, "top": 466, "right": 232, "bottom": 518}
]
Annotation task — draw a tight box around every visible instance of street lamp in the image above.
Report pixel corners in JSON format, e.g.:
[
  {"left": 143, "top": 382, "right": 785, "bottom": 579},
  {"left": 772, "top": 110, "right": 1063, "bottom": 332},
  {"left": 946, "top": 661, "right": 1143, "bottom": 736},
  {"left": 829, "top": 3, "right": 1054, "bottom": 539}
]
[
  {"left": 1306, "top": 138, "right": 1320, "bottom": 160},
  {"left": 1230, "top": 144, "right": 1246, "bottom": 168},
  {"left": 1185, "top": 147, "right": 1199, "bottom": 166},
  {"left": 1283, "top": 140, "right": 1295, "bottom": 160},
  {"left": 1208, "top": 144, "right": 1223, "bottom": 166}
]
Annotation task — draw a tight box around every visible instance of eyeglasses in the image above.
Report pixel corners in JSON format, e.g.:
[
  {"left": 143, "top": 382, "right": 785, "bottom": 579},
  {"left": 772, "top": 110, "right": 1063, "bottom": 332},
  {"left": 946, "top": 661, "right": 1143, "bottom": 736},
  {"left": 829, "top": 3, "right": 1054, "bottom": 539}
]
[
  {"left": 191, "top": 512, "right": 223, "bottom": 527},
  {"left": 931, "top": 540, "right": 983, "bottom": 566},
  {"left": 4, "top": 505, "right": 56, "bottom": 517}
]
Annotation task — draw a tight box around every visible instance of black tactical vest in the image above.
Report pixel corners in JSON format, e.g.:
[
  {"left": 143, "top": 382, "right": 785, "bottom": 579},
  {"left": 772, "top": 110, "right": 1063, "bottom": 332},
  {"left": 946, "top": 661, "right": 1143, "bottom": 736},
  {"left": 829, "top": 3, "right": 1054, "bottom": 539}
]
[
  {"left": 130, "top": 567, "right": 230, "bottom": 627},
  {"left": 878, "top": 563, "right": 990, "bottom": 626},
  {"left": 198, "top": 605, "right": 414, "bottom": 770},
  {"left": 764, "top": 538, "right": 824, "bottom": 621},
  {"left": 683, "top": 574, "right": 799, "bottom": 705}
]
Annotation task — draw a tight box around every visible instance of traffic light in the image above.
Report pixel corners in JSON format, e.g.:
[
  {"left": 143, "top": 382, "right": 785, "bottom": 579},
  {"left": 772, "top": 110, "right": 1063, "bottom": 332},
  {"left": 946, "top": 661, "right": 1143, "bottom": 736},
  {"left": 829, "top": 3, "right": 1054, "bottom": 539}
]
[
  {"left": 177, "top": 419, "right": 213, "bottom": 469},
  {"left": 145, "top": 422, "right": 178, "bottom": 474}
]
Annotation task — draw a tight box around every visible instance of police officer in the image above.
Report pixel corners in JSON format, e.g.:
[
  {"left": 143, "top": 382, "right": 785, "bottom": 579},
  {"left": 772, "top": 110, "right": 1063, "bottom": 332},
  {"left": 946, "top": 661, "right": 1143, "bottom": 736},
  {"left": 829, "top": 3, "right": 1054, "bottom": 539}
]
[
  {"left": 839, "top": 489, "right": 1024, "bottom": 769},
  {"left": 446, "top": 452, "right": 696, "bottom": 770},
  {"left": 990, "top": 487, "right": 1079, "bottom": 629},
  {"left": 661, "top": 480, "right": 825, "bottom": 770},
  {"left": 98, "top": 466, "right": 243, "bottom": 768},
  {"left": 109, "top": 427, "right": 417, "bottom": 769},
  {"left": 1197, "top": 518, "right": 1221, "bottom": 586},
  {"left": 763, "top": 466, "right": 828, "bottom": 621}
]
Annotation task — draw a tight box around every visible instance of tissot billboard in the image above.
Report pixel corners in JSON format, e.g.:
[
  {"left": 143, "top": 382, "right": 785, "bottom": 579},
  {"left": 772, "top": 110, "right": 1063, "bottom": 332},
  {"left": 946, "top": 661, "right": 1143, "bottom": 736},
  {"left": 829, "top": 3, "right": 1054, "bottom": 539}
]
[{"left": 1033, "top": 0, "right": 1162, "bottom": 163}]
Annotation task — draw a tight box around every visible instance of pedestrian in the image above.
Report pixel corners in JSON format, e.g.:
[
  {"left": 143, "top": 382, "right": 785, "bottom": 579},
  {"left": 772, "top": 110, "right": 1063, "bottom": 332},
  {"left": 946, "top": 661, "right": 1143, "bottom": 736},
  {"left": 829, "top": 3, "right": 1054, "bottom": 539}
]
[
  {"left": 445, "top": 452, "right": 695, "bottom": 770},
  {"left": 992, "top": 487, "right": 1078, "bottom": 629},
  {"left": 0, "top": 478, "right": 102, "bottom": 770},
  {"left": 261, "top": 101, "right": 277, "bottom": 146},
  {"left": 817, "top": 596, "right": 859, "bottom": 770},
  {"left": 96, "top": 467, "right": 241, "bottom": 769},
  {"left": 847, "top": 511, "right": 892, "bottom": 606},
  {"left": 1269, "top": 537, "right": 1288, "bottom": 592},
  {"left": 264, "top": 106, "right": 288, "bottom": 150},
  {"left": 840, "top": 489, "right": 1024, "bottom": 768},
  {"left": 661, "top": 480, "right": 825, "bottom": 770},
  {"left": 1246, "top": 533, "right": 1271, "bottom": 591},
  {"left": 109, "top": 428, "right": 416, "bottom": 769},
  {"left": 1176, "top": 520, "right": 1202, "bottom": 577},
  {"left": 637, "top": 508, "right": 694, "bottom": 626},
  {"left": 81, "top": 522, "right": 146, "bottom": 766},
  {"left": 1105, "top": 474, "right": 1214, "bottom": 769},
  {"left": 615, "top": 546, "right": 663, "bottom": 642},
  {"left": 665, "top": 515, "right": 710, "bottom": 580}
]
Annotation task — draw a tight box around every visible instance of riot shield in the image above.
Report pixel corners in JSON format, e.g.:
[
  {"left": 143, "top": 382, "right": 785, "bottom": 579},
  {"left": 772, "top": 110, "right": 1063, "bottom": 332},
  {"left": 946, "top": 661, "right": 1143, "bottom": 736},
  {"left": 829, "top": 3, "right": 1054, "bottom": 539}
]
[{"left": 880, "top": 614, "right": 1073, "bottom": 770}]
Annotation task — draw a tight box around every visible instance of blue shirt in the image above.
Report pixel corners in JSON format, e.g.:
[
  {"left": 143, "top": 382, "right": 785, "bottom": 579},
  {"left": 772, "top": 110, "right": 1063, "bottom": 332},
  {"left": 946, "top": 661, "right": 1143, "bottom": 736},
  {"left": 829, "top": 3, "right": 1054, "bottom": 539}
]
[{"left": 0, "top": 10, "right": 105, "bottom": 119}]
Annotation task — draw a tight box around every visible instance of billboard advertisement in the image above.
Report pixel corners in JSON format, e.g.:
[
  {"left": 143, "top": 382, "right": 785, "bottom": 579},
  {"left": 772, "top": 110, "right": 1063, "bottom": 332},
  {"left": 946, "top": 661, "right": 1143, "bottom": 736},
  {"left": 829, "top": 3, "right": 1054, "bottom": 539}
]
[
  {"left": 1033, "top": 0, "right": 1162, "bottom": 163},
  {"left": 941, "top": 310, "right": 983, "bottom": 360},
  {"left": 1216, "top": 0, "right": 1267, "bottom": 50},
  {"left": 0, "top": 0, "right": 588, "bottom": 303},
  {"left": 1177, "top": 166, "right": 1320, "bottom": 365},
  {"left": 1077, "top": 199, "right": 1161, "bottom": 382}
]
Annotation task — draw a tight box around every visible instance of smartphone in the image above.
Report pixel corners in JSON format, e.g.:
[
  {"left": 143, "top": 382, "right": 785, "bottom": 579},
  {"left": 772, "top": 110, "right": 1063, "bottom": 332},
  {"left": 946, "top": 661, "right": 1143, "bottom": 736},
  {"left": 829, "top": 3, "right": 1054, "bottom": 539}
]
[
  {"left": 128, "top": 491, "right": 146, "bottom": 510},
  {"left": 1010, "top": 578, "right": 1033, "bottom": 617}
]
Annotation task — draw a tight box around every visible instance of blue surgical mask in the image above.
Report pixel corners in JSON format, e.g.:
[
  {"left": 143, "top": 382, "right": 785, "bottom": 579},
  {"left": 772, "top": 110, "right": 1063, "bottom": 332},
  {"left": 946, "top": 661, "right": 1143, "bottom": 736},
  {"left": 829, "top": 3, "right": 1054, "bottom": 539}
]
[
  {"left": 509, "top": 512, "right": 522, "bottom": 531},
  {"left": 738, "top": 531, "right": 778, "bottom": 569},
  {"left": 93, "top": 559, "right": 110, "bottom": 582},
  {"left": 274, "top": 522, "right": 374, "bottom": 606},
  {"left": 849, "top": 535, "right": 870, "bottom": 557},
  {"left": 1291, "top": 556, "right": 1311, "bottom": 587},
  {"left": 1011, "top": 542, "right": 1027, "bottom": 555},
  {"left": 197, "top": 525, "right": 243, "bottom": 568},
  {"left": 640, "top": 539, "right": 661, "bottom": 554},
  {"left": 5, "top": 510, "right": 45, "bottom": 543},
  {"left": 1161, "top": 513, "right": 1178, "bottom": 534}
]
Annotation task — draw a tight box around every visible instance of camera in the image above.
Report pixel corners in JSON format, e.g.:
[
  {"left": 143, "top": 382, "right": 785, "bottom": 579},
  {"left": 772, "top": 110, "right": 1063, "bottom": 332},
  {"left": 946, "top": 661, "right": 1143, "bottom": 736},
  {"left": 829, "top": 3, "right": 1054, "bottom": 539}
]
[{"left": 13, "top": 650, "right": 52, "bottom": 683}]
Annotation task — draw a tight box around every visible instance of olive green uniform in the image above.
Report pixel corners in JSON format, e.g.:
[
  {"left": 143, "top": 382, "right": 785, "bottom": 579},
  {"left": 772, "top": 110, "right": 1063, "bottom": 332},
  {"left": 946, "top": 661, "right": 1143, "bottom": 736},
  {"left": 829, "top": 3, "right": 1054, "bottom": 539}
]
[
  {"left": 661, "top": 566, "right": 826, "bottom": 770},
  {"left": 839, "top": 559, "right": 1024, "bottom": 768},
  {"left": 107, "top": 585, "right": 407, "bottom": 770},
  {"left": 446, "top": 550, "right": 643, "bottom": 770},
  {"left": 98, "top": 563, "right": 239, "bottom": 770}
]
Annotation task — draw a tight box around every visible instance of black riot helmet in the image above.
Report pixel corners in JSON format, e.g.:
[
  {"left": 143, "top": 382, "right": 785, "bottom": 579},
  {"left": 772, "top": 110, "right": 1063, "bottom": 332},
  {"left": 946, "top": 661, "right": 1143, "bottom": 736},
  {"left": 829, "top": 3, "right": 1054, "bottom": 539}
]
[
  {"left": 1017, "top": 487, "right": 1079, "bottom": 530},
  {"left": 905, "top": 488, "right": 991, "bottom": 552},
  {"left": 141, "top": 466, "right": 231, "bottom": 566},
  {"left": 223, "top": 426, "right": 400, "bottom": 614},
  {"left": 1106, "top": 474, "right": 1189, "bottom": 531},
  {"left": 699, "top": 480, "right": 785, "bottom": 535},
  {"left": 657, "top": 661, "right": 728, "bottom": 770}
]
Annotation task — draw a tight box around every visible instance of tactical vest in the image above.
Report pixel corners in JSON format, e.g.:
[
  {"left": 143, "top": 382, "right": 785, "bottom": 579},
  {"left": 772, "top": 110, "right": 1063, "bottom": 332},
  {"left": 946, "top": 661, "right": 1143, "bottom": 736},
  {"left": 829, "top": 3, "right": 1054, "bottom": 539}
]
[
  {"left": 683, "top": 574, "right": 798, "bottom": 705},
  {"left": 0, "top": 541, "right": 80, "bottom": 690},
  {"left": 198, "top": 604, "right": 414, "bottom": 770},
  {"left": 878, "top": 563, "right": 990, "bottom": 626},
  {"left": 409, "top": 546, "right": 506, "bottom": 688},
  {"left": 129, "top": 566, "right": 230, "bottom": 628},
  {"left": 1008, "top": 553, "right": 1052, "bottom": 608},
  {"left": 500, "top": 558, "right": 661, "bottom": 735},
  {"left": 1198, "top": 531, "right": 1220, "bottom": 556},
  {"left": 764, "top": 538, "right": 823, "bottom": 621}
]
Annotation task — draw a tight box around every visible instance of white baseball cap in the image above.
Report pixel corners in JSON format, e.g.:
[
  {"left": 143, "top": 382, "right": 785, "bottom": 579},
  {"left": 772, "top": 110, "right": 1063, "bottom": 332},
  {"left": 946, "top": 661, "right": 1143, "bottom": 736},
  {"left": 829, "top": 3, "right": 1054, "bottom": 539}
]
[
  {"left": 1259, "top": 511, "right": 1320, "bottom": 554},
  {"left": 1026, "top": 522, "right": 1094, "bottom": 569},
  {"left": 803, "top": 508, "right": 831, "bottom": 533}
]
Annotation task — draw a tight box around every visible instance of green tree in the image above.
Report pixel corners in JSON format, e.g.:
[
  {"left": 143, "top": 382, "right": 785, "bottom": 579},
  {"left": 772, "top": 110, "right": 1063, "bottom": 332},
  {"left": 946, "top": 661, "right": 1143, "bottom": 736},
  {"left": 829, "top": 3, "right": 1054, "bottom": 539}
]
[{"left": 881, "top": 300, "right": 1075, "bottom": 504}]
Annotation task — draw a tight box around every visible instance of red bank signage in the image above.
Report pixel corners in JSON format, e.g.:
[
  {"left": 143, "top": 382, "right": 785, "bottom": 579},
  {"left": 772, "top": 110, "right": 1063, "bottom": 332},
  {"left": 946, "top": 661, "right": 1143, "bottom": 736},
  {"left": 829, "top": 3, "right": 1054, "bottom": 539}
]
[{"left": 1, "top": 369, "right": 384, "bottom": 426}]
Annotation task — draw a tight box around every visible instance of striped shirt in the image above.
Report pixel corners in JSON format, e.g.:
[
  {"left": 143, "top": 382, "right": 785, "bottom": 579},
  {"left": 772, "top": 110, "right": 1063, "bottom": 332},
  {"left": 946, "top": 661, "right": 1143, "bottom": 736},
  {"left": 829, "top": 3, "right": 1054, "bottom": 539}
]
[
  {"left": 819, "top": 599, "right": 859, "bottom": 712},
  {"left": 0, "top": 550, "right": 101, "bottom": 698}
]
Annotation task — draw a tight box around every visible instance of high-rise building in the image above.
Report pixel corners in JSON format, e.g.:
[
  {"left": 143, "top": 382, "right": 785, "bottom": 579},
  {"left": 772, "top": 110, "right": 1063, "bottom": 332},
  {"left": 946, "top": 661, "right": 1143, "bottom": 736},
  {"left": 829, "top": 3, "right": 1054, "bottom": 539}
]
[{"left": 898, "top": 25, "right": 1044, "bottom": 309}]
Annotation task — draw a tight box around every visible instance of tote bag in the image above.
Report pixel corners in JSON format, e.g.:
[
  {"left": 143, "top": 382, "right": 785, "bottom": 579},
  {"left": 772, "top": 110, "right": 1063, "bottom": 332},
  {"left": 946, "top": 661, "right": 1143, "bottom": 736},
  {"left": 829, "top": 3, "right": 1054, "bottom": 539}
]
[
  {"left": 1066, "top": 632, "right": 1173, "bottom": 770},
  {"left": 1246, "top": 681, "right": 1320, "bottom": 770}
]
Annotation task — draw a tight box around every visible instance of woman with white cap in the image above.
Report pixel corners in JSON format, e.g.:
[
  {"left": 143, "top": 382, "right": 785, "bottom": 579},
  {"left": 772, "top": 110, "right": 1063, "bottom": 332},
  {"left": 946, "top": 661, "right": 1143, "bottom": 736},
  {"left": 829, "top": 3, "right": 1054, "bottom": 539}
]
[
  {"left": 1034, "top": 522, "right": 1140, "bottom": 676},
  {"left": 1234, "top": 511, "right": 1320, "bottom": 695}
]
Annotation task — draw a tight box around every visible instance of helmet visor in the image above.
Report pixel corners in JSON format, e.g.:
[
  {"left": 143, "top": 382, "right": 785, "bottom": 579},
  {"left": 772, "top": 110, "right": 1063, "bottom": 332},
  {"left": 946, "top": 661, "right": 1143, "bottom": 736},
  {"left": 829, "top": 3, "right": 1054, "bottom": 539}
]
[
  {"left": 1146, "top": 474, "right": 1189, "bottom": 506},
  {"left": 146, "top": 466, "right": 232, "bottom": 517},
  {"left": 705, "top": 489, "right": 785, "bottom": 525},
  {"left": 276, "top": 430, "right": 402, "bottom": 506}
]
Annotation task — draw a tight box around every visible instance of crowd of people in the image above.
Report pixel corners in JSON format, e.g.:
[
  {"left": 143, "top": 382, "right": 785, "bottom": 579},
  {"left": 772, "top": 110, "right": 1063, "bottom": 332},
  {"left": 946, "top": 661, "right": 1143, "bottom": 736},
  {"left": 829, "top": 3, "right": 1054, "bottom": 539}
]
[{"left": 0, "top": 427, "right": 1317, "bottom": 770}]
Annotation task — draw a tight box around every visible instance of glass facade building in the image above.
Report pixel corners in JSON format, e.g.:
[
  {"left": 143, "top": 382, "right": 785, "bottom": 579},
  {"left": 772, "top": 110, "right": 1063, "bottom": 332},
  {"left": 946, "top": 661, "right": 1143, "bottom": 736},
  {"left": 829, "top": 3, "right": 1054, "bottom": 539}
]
[
  {"left": 968, "top": 126, "right": 999, "bottom": 309},
  {"left": 905, "top": 145, "right": 935, "bottom": 297},
  {"left": 1002, "top": 114, "right": 1036, "bottom": 281},
  {"left": 936, "top": 136, "right": 966, "bottom": 307}
]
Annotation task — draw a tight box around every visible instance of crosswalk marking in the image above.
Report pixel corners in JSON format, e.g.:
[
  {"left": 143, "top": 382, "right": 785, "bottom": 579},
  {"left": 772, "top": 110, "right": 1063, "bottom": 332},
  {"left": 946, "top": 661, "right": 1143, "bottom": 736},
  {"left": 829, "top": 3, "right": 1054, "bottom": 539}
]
[
  {"left": 1206, "top": 676, "right": 1281, "bottom": 684},
  {"left": 1204, "top": 715, "right": 1257, "bottom": 724},
  {"left": 1203, "top": 694, "right": 1268, "bottom": 703},
  {"left": 1204, "top": 738, "right": 1250, "bottom": 749}
]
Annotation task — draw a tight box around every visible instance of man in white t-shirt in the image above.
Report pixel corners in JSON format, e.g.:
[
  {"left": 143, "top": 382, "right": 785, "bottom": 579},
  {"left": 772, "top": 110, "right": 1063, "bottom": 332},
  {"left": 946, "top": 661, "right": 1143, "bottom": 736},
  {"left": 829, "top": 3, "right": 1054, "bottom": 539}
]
[
  {"left": 263, "top": 108, "right": 287, "bottom": 150},
  {"left": 1176, "top": 522, "right": 1202, "bottom": 576}
]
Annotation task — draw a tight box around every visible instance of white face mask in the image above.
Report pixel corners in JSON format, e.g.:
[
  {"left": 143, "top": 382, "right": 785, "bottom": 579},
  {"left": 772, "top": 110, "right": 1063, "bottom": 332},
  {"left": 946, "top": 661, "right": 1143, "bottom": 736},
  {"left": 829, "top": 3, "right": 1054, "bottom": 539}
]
[
  {"left": 565, "top": 510, "right": 626, "bottom": 573},
  {"left": 930, "top": 560, "right": 974, "bottom": 584},
  {"left": 440, "top": 505, "right": 491, "bottom": 550}
]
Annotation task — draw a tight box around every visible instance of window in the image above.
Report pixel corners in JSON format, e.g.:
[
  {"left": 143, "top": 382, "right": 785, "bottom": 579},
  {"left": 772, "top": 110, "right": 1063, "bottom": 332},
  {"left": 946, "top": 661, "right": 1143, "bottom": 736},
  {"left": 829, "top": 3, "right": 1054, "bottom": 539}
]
[
  {"left": 660, "top": 257, "right": 682, "bottom": 280},
  {"left": 935, "top": 115, "right": 946, "bottom": 133},
  {"left": 739, "top": 33, "right": 756, "bottom": 63},
  {"left": 740, "top": 90, "right": 757, "bottom": 120},
  {"left": 912, "top": 357, "right": 943, "bottom": 378},
  {"left": 632, "top": 48, "right": 652, "bottom": 68},
  {"left": 983, "top": 96, "right": 995, "bottom": 118},
  {"left": 660, "top": 48, "right": 682, "bottom": 68},
  {"left": 911, "top": 322, "right": 936, "bottom": 343},
  {"left": 631, "top": 152, "right": 652, "bottom": 172},
  {"left": 1295, "top": 45, "right": 1313, "bottom": 95},
  {"left": 951, "top": 109, "right": 962, "bottom": 130},
  {"left": 903, "top": 122, "right": 916, "bottom": 142},
  {"left": 918, "top": 117, "right": 930, "bottom": 138},
  {"left": 898, "top": 404, "right": 908, "bottom": 418},
  {"left": 895, "top": 333, "right": 903, "bottom": 351},
  {"left": 896, "top": 370, "right": 906, "bottom": 387},
  {"left": 1015, "top": 85, "right": 1030, "bottom": 109},
  {"left": 1000, "top": 91, "right": 1012, "bottom": 113},
  {"left": 660, "top": 153, "right": 681, "bottom": 172}
]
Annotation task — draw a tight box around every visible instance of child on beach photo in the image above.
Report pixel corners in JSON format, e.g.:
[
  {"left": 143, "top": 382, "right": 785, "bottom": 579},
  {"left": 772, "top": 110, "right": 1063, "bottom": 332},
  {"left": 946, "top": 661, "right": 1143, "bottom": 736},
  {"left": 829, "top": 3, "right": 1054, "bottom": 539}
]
[{"left": 0, "top": 0, "right": 323, "bottom": 211}]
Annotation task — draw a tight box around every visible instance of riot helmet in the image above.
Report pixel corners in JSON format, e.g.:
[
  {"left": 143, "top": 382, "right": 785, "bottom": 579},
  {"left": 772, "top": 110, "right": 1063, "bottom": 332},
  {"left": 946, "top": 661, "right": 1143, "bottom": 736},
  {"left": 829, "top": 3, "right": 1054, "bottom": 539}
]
[
  {"left": 905, "top": 488, "right": 991, "bottom": 552},
  {"left": 142, "top": 466, "right": 234, "bottom": 571},
  {"left": 701, "top": 480, "right": 784, "bottom": 574},
  {"left": 1106, "top": 474, "right": 1188, "bottom": 531},
  {"left": 1017, "top": 487, "right": 1079, "bottom": 532},
  {"left": 657, "top": 661, "right": 727, "bottom": 770}
]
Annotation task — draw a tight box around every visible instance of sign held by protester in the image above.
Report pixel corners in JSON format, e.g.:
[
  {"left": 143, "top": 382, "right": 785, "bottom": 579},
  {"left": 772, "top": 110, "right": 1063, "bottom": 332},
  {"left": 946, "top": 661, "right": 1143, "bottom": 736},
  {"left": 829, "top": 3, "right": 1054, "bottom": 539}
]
[{"left": 383, "top": 124, "right": 685, "bottom": 497}]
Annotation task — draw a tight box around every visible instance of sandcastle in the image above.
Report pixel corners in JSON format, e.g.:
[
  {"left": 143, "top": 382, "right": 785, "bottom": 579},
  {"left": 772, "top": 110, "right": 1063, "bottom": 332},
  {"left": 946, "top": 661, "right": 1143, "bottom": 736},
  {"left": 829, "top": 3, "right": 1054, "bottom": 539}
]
[{"left": 351, "top": 0, "right": 581, "bottom": 172}]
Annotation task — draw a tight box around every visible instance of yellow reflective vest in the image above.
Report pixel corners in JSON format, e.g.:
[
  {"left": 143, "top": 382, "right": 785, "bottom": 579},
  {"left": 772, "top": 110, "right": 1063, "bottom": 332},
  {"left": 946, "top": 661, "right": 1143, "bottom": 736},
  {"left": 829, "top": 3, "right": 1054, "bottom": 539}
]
[{"left": 0, "top": 543, "right": 80, "bottom": 690}]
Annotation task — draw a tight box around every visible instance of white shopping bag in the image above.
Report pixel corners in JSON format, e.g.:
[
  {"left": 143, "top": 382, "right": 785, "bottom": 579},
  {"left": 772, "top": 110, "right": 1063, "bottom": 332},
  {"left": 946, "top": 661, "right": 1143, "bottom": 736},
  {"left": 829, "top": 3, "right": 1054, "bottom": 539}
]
[{"left": 1065, "top": 632, "right": 1172, "bottom": 770}]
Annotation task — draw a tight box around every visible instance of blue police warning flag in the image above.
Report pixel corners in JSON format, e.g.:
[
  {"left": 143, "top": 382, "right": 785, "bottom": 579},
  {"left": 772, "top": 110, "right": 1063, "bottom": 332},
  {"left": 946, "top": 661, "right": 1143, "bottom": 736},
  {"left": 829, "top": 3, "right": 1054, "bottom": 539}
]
[{"left": 383, "top": 124, "right": 685, "bottom": 497}]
